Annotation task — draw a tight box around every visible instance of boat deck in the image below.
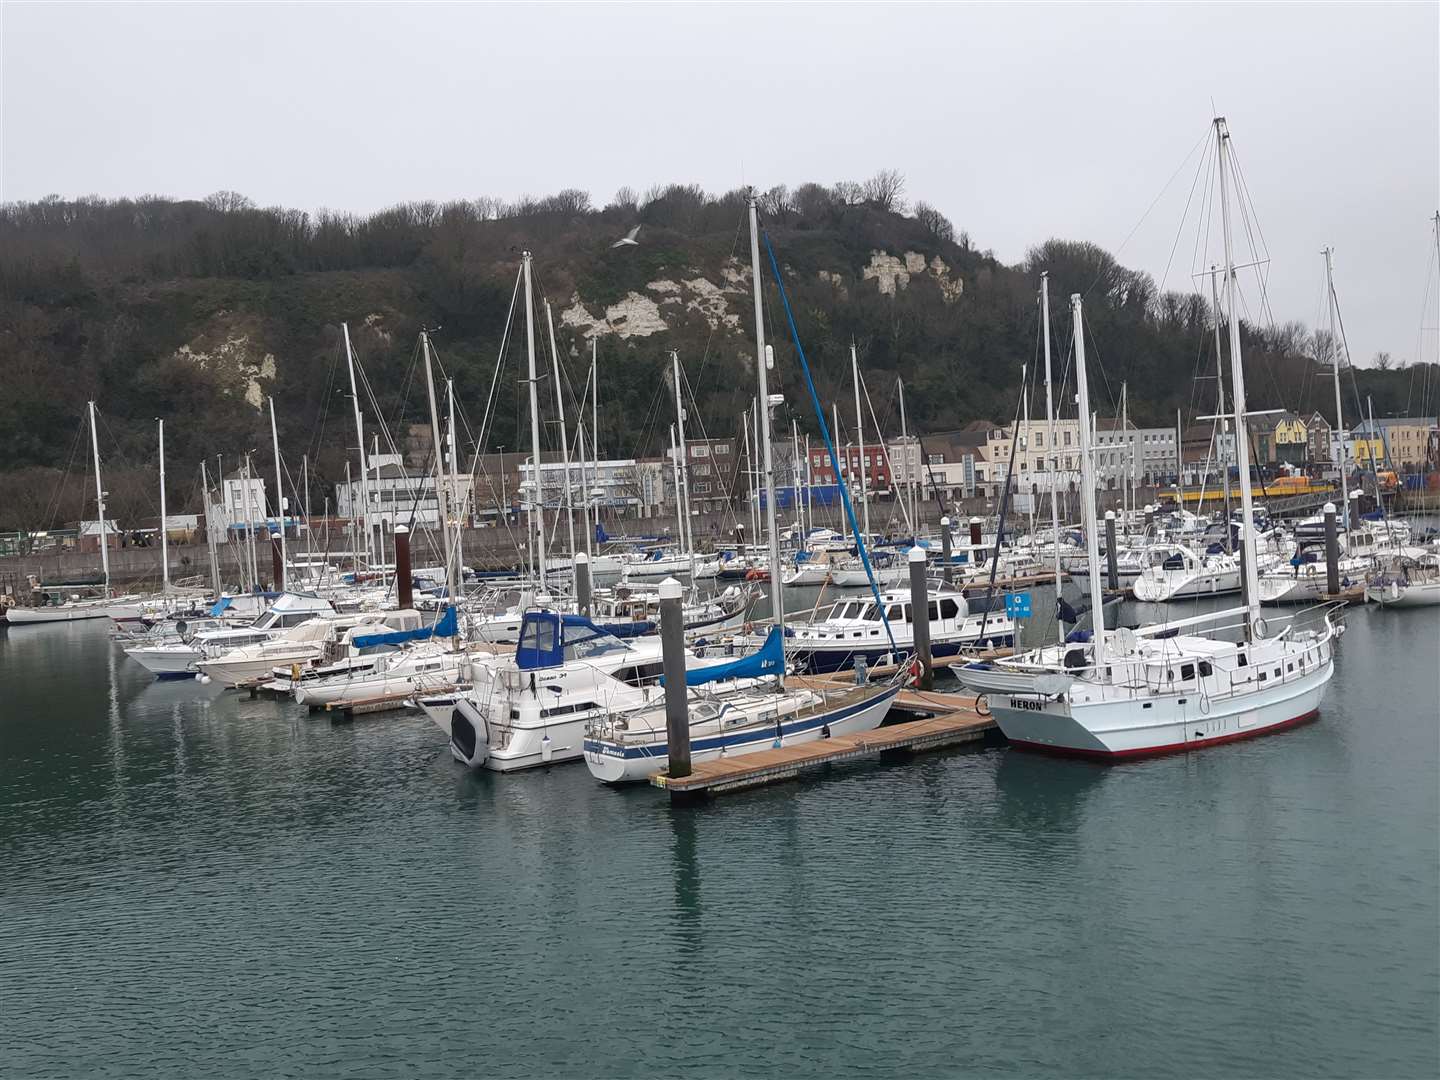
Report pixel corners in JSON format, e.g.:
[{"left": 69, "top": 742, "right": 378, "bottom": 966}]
[{"left": 650, "top": 685, "right": 996, "bottom": 799}]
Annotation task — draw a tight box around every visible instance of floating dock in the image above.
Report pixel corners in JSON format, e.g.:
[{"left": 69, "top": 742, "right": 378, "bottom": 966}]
[{"left": 649, "top": 686, "right": 997, "bottom": 800}]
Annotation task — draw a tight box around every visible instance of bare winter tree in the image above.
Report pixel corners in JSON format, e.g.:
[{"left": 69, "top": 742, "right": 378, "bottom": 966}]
[
  {"left": 1374, "top": 350, "right": 1393, "bottom": 371},
  {"left": 913, "top": 200, "right": 955, "bottom": 242},
  {"left": 204, "top": 190, "right": 255, "bottom": 214},
  {"left": 862, "top": 169, "right": 907, "bottom": 212},
  {"left": 832, "top": 180, "right": 865, "bottom": 206},
  {"left": 610, "top": 186, "right": 640, "bottom": 213}
]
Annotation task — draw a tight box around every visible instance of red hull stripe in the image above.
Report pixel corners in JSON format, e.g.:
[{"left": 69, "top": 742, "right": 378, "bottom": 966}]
[{"left": 1008, "top": 709, "right": 1320, "bottom": 761}]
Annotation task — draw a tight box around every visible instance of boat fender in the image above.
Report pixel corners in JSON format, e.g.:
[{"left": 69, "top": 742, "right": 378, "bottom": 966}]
[
  {"left": 907, "top": 658, "right": 922, "bottom": 686},
  {"left": 1254, "top": 617, "right": 1270, "bottom": 638}
]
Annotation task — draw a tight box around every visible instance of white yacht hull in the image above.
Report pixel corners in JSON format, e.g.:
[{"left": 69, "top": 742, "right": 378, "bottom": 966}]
[
  {"left": 583, "top": 685, "right": 902, "bottom": 784},
  {"left": 124, "top": 644, "right": 202, "bottom": 678},
  {"left": 447, "top": 701, "right": 602, "bottom": 772},
  {"left": 991, "top": 659, "right": 1333, "bottom": 758},
  {"left": 7, "top": 599, "right": 144, "bottom": 624},
  {"left": 294, "top": 658, "right": 465, "bottom": 707},
  {"left": 1132, "top": 567, "right": 1242, "bottom": 602},
  {"left": 827, "top": 566, "right": 908, "bottom": 588},
  {"left": 196, "top": 647, "right": 322, "bottom": 688},
  {"left": 1366, "top": 580, "right": 1440, "bottom": 607}
]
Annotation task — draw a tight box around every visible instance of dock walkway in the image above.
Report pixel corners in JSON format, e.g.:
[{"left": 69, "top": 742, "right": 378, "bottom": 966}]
[{"left": 650, "top": 686, "right": 996, "bottom": 799}]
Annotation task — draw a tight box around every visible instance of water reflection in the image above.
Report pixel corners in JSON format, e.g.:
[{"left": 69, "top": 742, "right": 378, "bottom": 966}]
[{"left": 669, "top": 805, "right": 702, "bottom": 954}]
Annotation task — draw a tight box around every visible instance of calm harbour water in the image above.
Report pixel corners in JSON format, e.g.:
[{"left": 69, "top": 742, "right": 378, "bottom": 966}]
[{"left": 1, "top": 597, "right": 1437, "bottom": 1079}]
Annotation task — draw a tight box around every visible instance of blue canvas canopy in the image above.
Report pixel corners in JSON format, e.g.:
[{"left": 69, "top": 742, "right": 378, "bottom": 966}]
[
  {"left": 661, "top": 626, "right": 784, "bottom": 687},
  {"left": 352, "top": 606, "right": 457, "bottom": 650},
  {"left": 516, "top": 612, "right": 631, "bottom": 670}
]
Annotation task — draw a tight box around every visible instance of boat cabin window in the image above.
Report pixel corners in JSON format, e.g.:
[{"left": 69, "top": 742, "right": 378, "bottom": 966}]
[
  {"left": 939, "top": 598, "right": 960, "bottom": 619},
  {"left": 252, "top": 611, "right": 279, "bottom": 630},
  {"left": 928, "top": 601, "right": 940, "bottom": 621},
  {"left": 279, "top": 612, "right": 319, "bottom": 628},
  {"left": 564, "top": 624, "right": 627, "bottom": 661},
  {"left": 1237, "top": 652, "right": 1247, "bottom": 667},
  {"left": 1198, "top": 660, "right": 1213, "bottom": 677},
  {"left": 1181, "top": 663, "right": 1195, "bottom": 681},
  {"left": 859, "top": 603, "right": 881, "bottom": 622},
  {"left": 520, "top": 616, "right": 556, "bottom": 657}
]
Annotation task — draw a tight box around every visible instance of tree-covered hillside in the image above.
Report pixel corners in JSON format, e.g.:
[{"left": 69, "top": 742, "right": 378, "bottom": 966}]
[{"left": 0, "top": 178, "right": 1432, "bottom": 530}]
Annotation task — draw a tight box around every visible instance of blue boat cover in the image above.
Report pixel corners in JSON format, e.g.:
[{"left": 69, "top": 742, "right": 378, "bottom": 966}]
[
  {"left": 661, "top": 626, "right": 784, "bottom": 687},
  {"left": 209, "top": 596, "right": 232, "bottom": 617},
  {"left": 352, "top": 605, "right": 457, "bottom": 650}
]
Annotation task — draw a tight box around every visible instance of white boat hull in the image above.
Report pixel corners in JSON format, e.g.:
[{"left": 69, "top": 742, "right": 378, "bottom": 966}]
[
  {"left": 196, "top": 647, "right": 322, "bottom": 688},
  {"left": 583, "top": 685, "right": 901, "bottom": 784},
  {"left": 7, "top": 599, "right": 144, "bottom": 624},
  {"left": 1366, "top": 580, "right": 1440, "bottom": 607},
  {"left": 991, "top": 658, "right": 1333, "bottom": 758},
  {"left": 124, "top": 644, "right": 202, "bottom": 678}
]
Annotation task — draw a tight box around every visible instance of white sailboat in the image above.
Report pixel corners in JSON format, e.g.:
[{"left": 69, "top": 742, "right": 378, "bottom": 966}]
[
  {"left": 582, "top": 192, "right": 900, "bottom": 783},
  {"left": 959, "top": 117, "right": 1340, "bottom": 759},
  {"left": 7, "top": 403, "right": 143, "bottom": 625}
]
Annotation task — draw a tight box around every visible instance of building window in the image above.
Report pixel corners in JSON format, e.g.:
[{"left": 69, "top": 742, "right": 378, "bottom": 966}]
[
  {"left": 690, "top": 446, "right": 709, "bottom": 458},
  {"left": 713, "top": 443, "right": 730, "bottom": 455},
  {"left": 1063, "top": 431, "right": 1072, "bottom": 447}
]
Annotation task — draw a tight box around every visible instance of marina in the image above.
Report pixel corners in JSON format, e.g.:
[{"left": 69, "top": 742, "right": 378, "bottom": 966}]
[
  {"left": 2, "top": 2, "right": 1438, "bottom": 1072},
  {"left": 1, "top": 596, "right": 1435, "bottom": 1078}
]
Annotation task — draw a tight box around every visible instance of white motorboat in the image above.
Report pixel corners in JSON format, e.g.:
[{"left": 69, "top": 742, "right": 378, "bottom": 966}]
[
  {"left": 122, "top": 592, "right": 335, "bottom": 678},
  {"left": 434, "top": 606, "right": 758, "bottom": 771},
  {"left": 775, "top": 585, "right": 1014, "bottom": 674},
  {"left": 1131, "top": 545, "right": 1245, "bottom": 602},
  {"left": 193, "top": 610, "right": 396, "bottom": 688}
]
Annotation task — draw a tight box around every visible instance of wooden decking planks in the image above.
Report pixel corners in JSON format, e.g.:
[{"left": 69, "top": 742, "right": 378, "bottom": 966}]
[{"left": 651, "top": 693, "right": 996, "bottom": 797}]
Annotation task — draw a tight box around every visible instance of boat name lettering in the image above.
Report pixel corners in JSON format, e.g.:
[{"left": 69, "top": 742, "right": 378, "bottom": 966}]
[{"left": 1008, "top": 697, "right": 1045, "bottom": 712}]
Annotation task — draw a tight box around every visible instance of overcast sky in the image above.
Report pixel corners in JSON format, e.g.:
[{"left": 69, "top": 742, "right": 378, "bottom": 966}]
[{"left": 4, "top": 2, "right": 1437, "bottom": 366}]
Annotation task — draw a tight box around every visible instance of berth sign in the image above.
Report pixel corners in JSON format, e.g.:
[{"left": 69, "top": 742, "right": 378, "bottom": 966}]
[{"left": 1005, "top": 591, "right": 1032, "bottom": 619}]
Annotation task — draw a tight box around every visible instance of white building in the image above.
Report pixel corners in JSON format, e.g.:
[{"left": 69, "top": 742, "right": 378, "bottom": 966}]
[
  {"left": 208, "top": 474, "right": 269, "bottom": 531},
  {"left": 335, "top": 454, "right": 466, "bottom": 529},
  {"left": 518, "top": 458, "right": 648, "bottom": 514}
]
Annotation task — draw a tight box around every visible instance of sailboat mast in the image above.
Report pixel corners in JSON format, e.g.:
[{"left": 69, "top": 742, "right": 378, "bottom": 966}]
[
  {"left": 268, "top": 397, "right": 286, "bottom": 588},
  {"left": 747, "top": 195, "right": 784, "bottom": 634},
  {"left": 670, "top": 351, "right": 693, "bottom": 560},
  {"left": 200, "top": 460, "right": 220, "bottom": 595},
  {"left": 669, "top": 424, "right": 684, "bottom": 548},
  {"left": 1071, "top": 296, "right": 1106, "bottom": 668},
  {"left": 342, "top": 322, "right": 371, "bottom": 569},
  {"left": 1210, "top": 266, "right": 1233, "bottom": 548},
  {"left": 741, "top": 409, "right": 753, "bottom": 548},
  {"left": 1323, "top": 248, "right": 1350, "bottom": 526},
  {"left": 1216, "top": 116, "right": 1261, "bottom": 637},
  {"left": 422, "top": 331, "right": 458, "bottom": 613},
  {"left": 87, "top": 401, "right": 110, "bottom": 596},
  {"left": 897, "top": 377, "right": 913, "bottom": 530},
  {"left": 521, "top": 253, "right": 547, "bottom": 587},
  {"left": 157, "top": 418, "right": 169, "bottom": 592},
  {"left": 543, "top": 301, "right": 578, "bottom": 564},
  {"left": 850, "top": 343, "right": 869, "bottom": 541},
  {"left": 791, "top": 418, "right": 801, "bottom": 534},
  {"left": 578, "top": 420, "right": 593, "bottom": 560},
  {"left": 1040, "top": 273, "right": 1063, "bottom": 643},
  {"left": 447, "top": 377, "right": 464, "bottom": 579},
  {"left": 303, "top": 454, "right": 312, "bottom": 566}
]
